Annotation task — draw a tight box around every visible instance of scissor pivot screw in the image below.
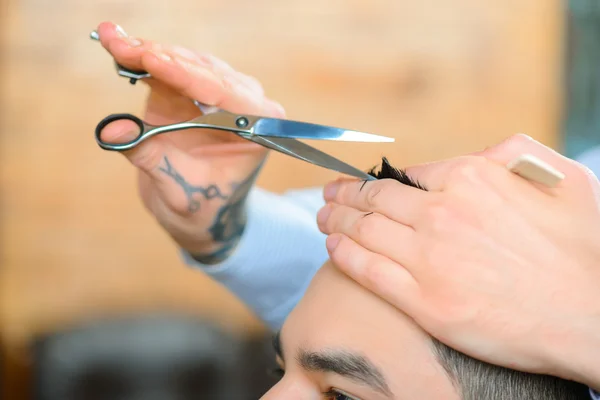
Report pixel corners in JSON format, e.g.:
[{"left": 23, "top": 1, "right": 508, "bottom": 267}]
[{"left": 236, "top": 117, "right": 249, "bottom": 128}]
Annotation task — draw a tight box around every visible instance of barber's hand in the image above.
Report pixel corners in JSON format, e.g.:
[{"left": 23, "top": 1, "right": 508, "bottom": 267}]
[
  {"left": 317, "top": 134, "right": 600, "bottom": 388},
  {"left": 95, "top": 22, "right": 285, "bottom": 263}
]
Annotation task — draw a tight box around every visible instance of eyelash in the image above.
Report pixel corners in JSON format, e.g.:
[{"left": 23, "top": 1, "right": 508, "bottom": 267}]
[
  {"left": 323, "top": 389, "right": 359, "bottom": 400},
  {"left": 268, "top": 368, "right": 359, "bottom": 400}
]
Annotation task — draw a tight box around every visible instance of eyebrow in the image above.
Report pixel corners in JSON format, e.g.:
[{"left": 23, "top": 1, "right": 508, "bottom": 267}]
[{"left": 272, "top": 331, "right": 393, "bottom": 397}]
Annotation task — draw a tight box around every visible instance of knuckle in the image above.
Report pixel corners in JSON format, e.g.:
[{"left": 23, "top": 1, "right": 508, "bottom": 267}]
[
  {"left": 168, "top": 196, "right": 195, "bottom": 216},
  {"left": 447, "top": 156, "right": 486, "bottom": 185},
  {"left": 354, "top": 213, "right": 379, "bottom": 240},
  {"left": 484, "top": 133, "right": 538, "bottom": 158},
  {"left": 506, "top": 133, "right": 535, "bottom": 149},
  {"left": 355, "top": 256, "right": 385, "bottom": 290},
  {"left": 329, "top": 235, "right": 382, "bottom": 289},
  {"left": 424, "top": 196, "right": 459, "bottom": 234},
  {"left": 364, "top": 182, "right": 389, "bottom": 209},
  {"left": 195, "top": 52, "right": 218, "bottom": 70},
  {"left": 131, "top": 146, "right": 161, "bottom": 172}
]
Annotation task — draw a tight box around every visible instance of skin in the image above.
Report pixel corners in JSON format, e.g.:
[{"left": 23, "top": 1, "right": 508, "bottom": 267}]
[
  {"left": 262, "top": 261, "right": 459, "bottom": 400},
  {"left": 96, "top": 21, "right": 600, "bottom": 391},
  {"left": 95, "top": 21, "right": 284, "bottom": 263},
  {"left": 317, "top": 137, "right": 600, "bottom": 389}
]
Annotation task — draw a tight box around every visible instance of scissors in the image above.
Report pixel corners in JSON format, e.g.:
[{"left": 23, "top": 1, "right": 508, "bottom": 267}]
[{"left": 90, "top": 31, "right": 394, "bottom": 181}]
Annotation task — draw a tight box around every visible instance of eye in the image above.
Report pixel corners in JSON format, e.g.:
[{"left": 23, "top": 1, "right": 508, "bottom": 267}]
[{"left": 323, "top": 389, "right": 361, "bottom": 400}]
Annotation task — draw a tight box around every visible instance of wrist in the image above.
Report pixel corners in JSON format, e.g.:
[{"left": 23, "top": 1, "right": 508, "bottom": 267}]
[
  {"left": 170, "top": 162, "right": 260, "bottom": 265},
  {"left": 186, "top": 238, "right": 243, "bottom": 265},
  {"left": 175, "top": 212, "right": 249, "bottom": 266}
]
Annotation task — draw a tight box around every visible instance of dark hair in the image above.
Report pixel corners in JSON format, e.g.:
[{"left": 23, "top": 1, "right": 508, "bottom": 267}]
[{"left": 368, "top": 157, "right": 590, "bottom": 400}]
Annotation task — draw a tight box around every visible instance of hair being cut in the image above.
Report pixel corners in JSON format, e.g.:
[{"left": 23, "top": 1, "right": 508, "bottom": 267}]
[{"left": 368, "top": 157, "right": 589, "bottom": 400}]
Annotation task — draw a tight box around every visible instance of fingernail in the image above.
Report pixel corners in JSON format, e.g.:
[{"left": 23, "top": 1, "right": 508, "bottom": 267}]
[
  {"left": 324, "top": 181, "right": 340, "bottom": 201},
  {"left": 317, "top": 204, "right": 332, "bottom": 226},
  {"left": 326, "top": 234, "right": 342, "bottom": 252},
  {"left": 115, "top": 25, "right": 128, "bottom": 38}
]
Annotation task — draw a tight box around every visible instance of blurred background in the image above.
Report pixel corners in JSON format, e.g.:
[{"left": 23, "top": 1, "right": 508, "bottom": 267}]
[{"left": 0, "top": 0, "right": 598, "bottom": 398}]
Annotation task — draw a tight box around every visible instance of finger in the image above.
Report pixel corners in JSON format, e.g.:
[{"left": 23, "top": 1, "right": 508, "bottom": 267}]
[
  {"left": 327, "top": 233, "right": 420, "bottom": 315},
  {"left": 323, "top": 177, "right": 429, "bottom": 226},
  {"left": 402, "top": 156, "right": 481, "bottom": 191},
  {"left": 317, "top": 203, "right": 418, "bottom": 267},
  {"left": 96, "top": 22, "right": 151, "bottom": 71},
  {"left": 402, "top": 135, "right": 574, "bottom": 191},
  {"left": 98, "top": 121, "right": 203, "bottom": 216},
  {"left": 181, "top": 51, "right": 266, "bottom": 98},
  {"left": 96, "top": 22, "right": 285, "bottom": 118},
  {"left": 477, "top": 134, "right": 571, "bottom": 171},
  {"left": 138, "top": 47, "right": 273, "bottom": 116},
  {"left": 97, "top": 117, "right": 181, "bottom": 174}
]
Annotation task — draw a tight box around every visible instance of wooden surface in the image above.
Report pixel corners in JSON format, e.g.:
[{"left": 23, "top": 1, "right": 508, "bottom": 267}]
[{"left": 0, "top": 0, "right": 564, "bottom": 396}]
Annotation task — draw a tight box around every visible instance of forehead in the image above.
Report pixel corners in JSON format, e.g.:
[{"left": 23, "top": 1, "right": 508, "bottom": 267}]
[{"left": 280, "top": 262, "right": 458, "bottom": 399}]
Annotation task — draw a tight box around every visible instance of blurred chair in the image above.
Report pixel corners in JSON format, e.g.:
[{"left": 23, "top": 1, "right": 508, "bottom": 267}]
[{"left": 30, "top": 314, "right": 278, "bottom": 400}]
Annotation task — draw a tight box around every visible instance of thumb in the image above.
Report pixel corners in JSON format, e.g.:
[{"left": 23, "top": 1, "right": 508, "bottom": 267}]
[
  {"left": 98, "top": 117, "right": 176, "bottom": 173},
  {"left": 99, "top": 118, "right": 207, "bottom": 214}
]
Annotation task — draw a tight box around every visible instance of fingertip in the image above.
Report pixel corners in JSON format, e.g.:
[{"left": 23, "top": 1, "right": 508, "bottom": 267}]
[
  {"left": 323, "top": 180, "right": 341, "bottom": 201},
  {"left": 327, "top": 234, "right": 360, "bottom": 273},
  {"left": 95, "top": 22, "right": 123, "bottom": 48},
  {"left": 96, "top": 21, "right": 116, "bottom": 36},
  {"left": 325, "top": 233, "right": 342, "bottom": 252}
]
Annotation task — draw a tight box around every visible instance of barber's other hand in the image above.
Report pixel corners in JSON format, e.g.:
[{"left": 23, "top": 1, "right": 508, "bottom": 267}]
[
  {"left": 95, "top": 22, "right": 285, "bottom": 263},
  {"left": 317, "top": 134, "right": 600, "bottom": 388}
]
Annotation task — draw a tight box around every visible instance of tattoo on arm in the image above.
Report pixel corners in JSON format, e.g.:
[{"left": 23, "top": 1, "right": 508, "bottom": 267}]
[
  {"left": 159, "top": 157, "right": 228, "bottom": 213},
  {"left": 198, "top": 162, "right": 263, "bottom": 264},
  {"left": 159, "top": 156, "right": 264, "bottom": 264}
]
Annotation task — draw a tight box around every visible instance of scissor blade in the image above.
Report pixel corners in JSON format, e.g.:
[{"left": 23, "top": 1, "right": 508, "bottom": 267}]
[
  {"left": 252, "top": 118, "right": 394, "bottom": 143},
  {"left": 251, "top": 136, "right": 375, "bottom": 181}
]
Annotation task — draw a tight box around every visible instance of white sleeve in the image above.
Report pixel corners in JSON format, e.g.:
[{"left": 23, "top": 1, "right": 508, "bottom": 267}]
[{"left": 180, "top": 186, "right": 327, "bottom": 330}]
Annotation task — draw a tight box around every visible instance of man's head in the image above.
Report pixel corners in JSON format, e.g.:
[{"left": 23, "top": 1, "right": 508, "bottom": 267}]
[{"left": 263, "top": 158, "right": 589, "bottom": 399}]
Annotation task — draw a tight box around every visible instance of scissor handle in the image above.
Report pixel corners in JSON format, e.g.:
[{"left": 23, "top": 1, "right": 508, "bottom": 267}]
[{"left": 95, "top": 113, "right": 146, "bottom": 151}]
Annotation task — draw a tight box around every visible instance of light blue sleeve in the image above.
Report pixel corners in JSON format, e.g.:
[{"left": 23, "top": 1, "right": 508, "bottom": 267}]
[{"left": 180, "top": 186, "right": 327, "bottom": 331}]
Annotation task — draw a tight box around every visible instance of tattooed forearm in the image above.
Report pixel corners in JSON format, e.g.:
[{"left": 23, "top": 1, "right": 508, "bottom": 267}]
[
  {"left": 159, "top": 156, "right": 228, "bottom": 213},
  {"left": 192, "top": 162, "right": 264, "bottom": 264},
  {"left": 158, "top": 155, "right": 265, "bottom": 265},
  {"left": 208, "top": 163, "right": 262, "bottom": 242}
]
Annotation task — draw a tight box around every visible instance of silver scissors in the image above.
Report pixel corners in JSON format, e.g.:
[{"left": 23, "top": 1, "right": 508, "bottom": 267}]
[{"left": 90, "top": 31, "right": 394, "bottom": 181}]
